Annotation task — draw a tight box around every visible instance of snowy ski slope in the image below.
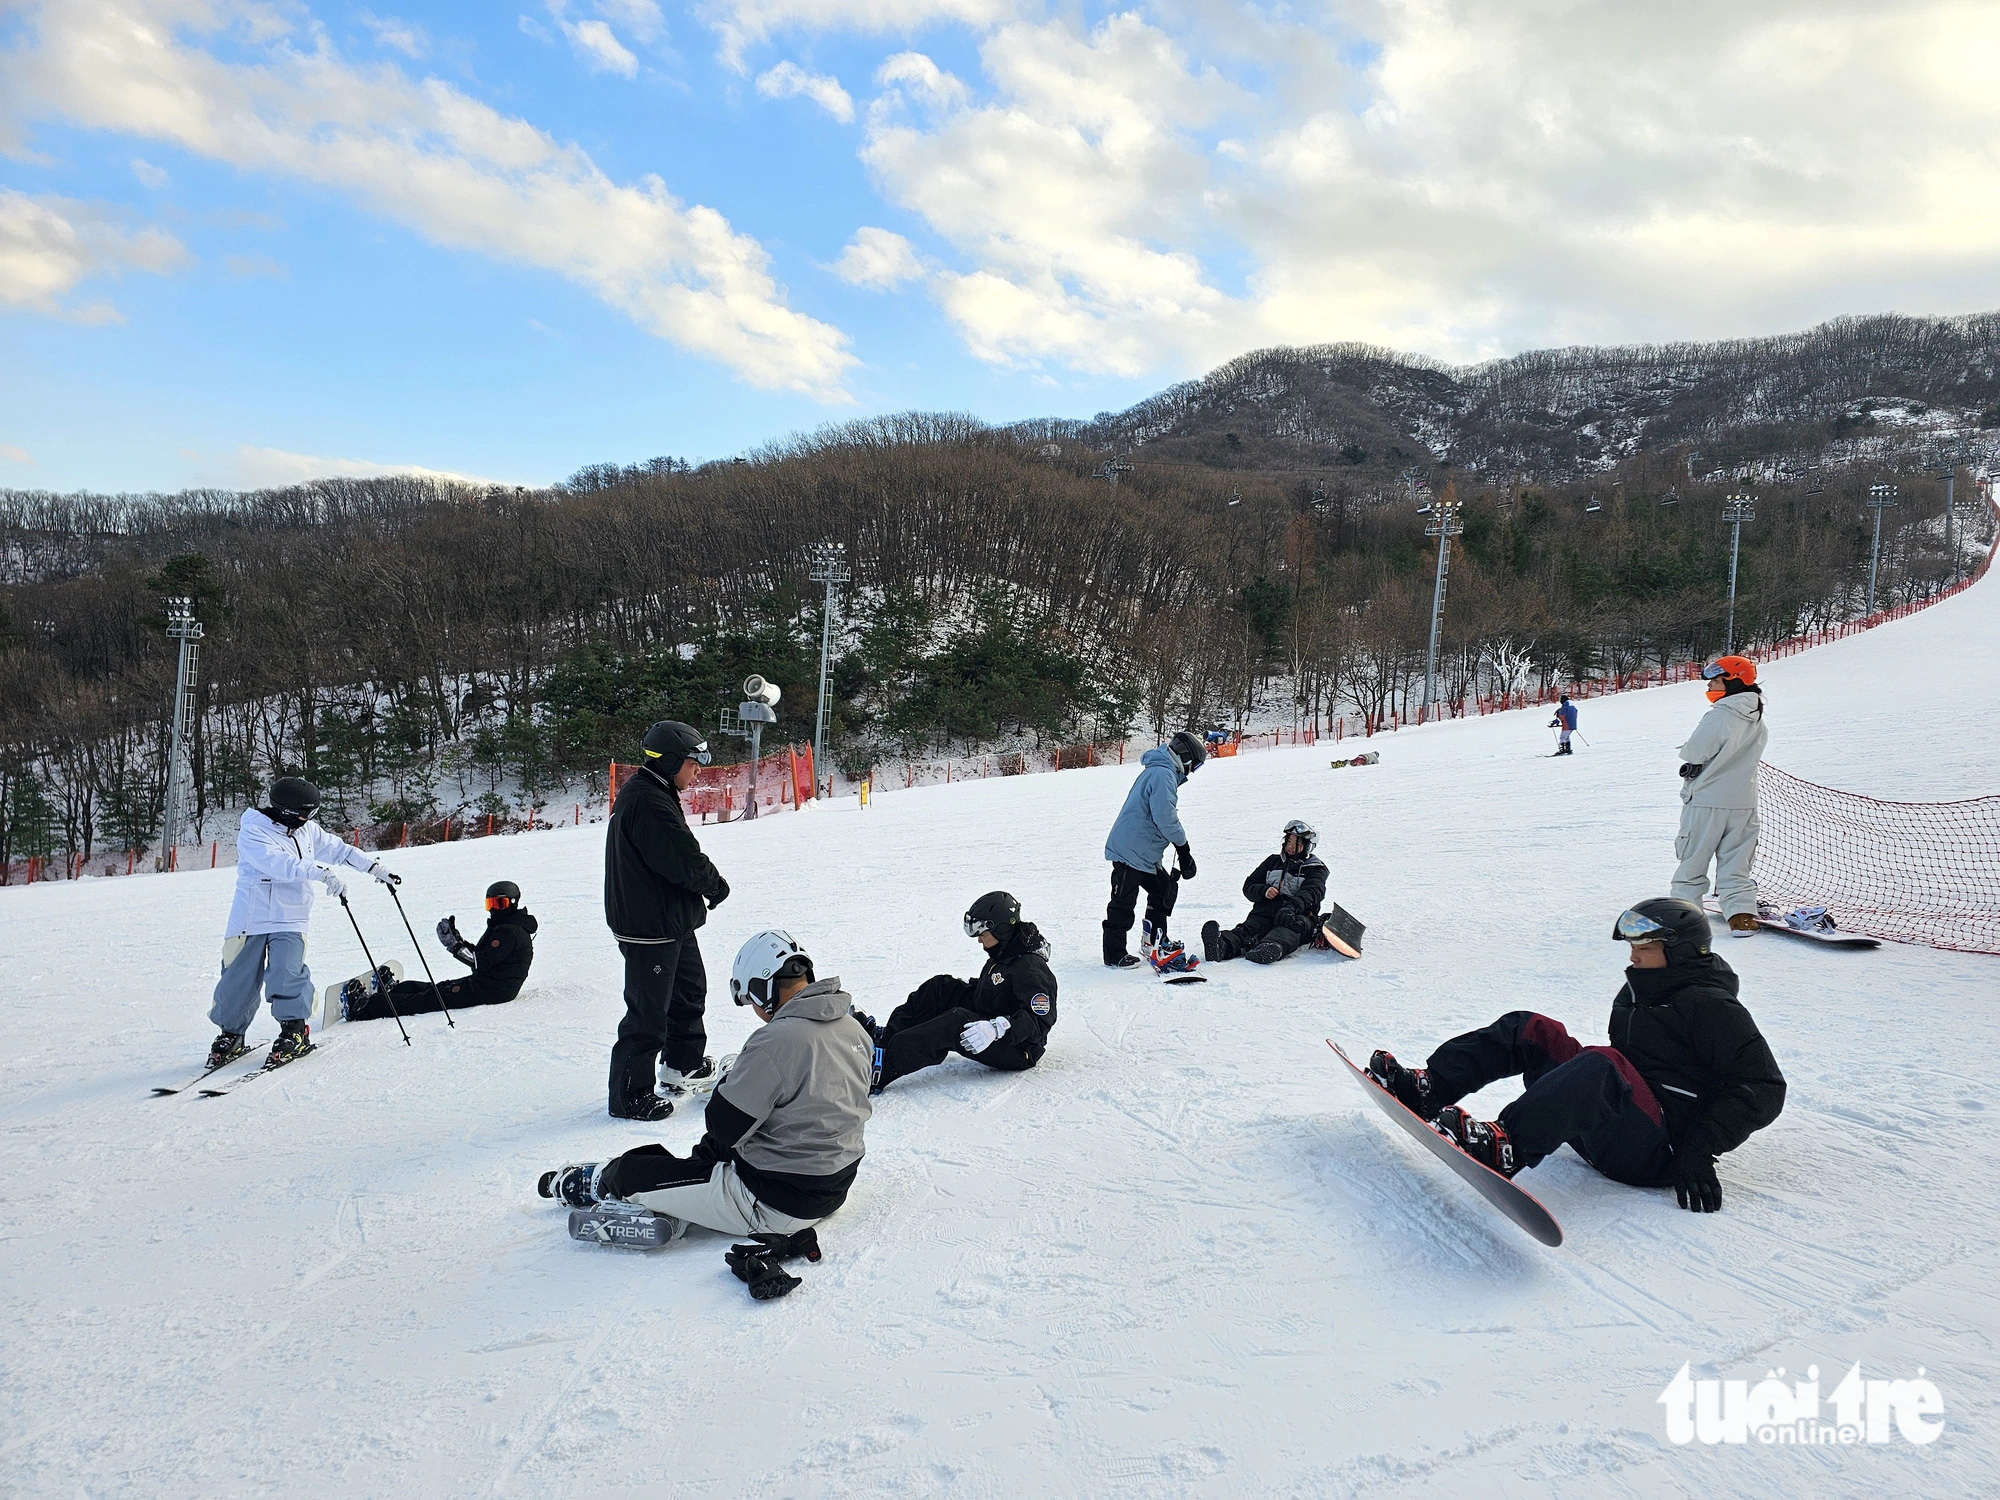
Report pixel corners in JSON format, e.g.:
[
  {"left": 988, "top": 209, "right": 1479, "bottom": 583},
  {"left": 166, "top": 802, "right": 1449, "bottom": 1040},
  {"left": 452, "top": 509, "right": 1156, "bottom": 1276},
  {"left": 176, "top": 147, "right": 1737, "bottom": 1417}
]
[{"left": 3, "top": 572, "right": 1997, "bottom": 1498}]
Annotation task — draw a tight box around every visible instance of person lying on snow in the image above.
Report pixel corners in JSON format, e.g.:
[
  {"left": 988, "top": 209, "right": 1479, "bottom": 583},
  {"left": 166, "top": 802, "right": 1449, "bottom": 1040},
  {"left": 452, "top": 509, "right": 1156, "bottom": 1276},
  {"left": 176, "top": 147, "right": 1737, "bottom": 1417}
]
[
  {"left": 1365, "top": 897, "right": 1785, "bottom": 1212},
  {"left": 539, "top": 930, "right": 872, "bottom": 1242},
  {"left": 334, "top": 880, "right": 537, "bottom": 1022},
  {"left": 1201, "top": 818, "right": 1328, "bottom": 964},
  {"left": 856, "top": 891, "right": 1058, "bottom": 1093}
]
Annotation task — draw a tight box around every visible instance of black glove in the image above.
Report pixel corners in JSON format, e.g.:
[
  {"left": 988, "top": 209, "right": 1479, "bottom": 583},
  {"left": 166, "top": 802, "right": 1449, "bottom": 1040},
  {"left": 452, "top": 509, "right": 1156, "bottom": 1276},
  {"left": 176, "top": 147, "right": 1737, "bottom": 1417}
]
[
  {"left": 1672, "top": 1150, "right": 1722, "bottom": 1212},
  {"left": 707, "top": 875, "right": 731, "bottom": 910},
  {"left": 725, "top": 1242, "right": 803, "bottom": 1300},
  {"left": 1175, "top": 844, "right": 1196, "bottom": 880},
  {"left": 1679, "top": 762, "right": 1704, "bottom": 780},
  {"left": 435, "top": 915, "right": 475, "bottom": 964}
]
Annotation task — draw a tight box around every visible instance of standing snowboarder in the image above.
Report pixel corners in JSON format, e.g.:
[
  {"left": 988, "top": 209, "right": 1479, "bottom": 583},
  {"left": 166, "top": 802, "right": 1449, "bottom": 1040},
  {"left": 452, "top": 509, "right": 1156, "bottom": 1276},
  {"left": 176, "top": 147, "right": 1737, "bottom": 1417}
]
[
  {"left": 603, "top": 720, "right": 730, "bottom": 1120},
  {"left": 862, "top": 892, "right": 1058, "bottom": 1091},
  {"left": 1201, "top": 819, "right": 1328, "bottom": 964},
  {"left": 1550, "top": 695, "right": 1578, "bottom": 754},
  {"left": 206, "top": 777, "right": 399, "bottom": 1069},
  {"left": 541, "top": 930, "right": 872, "bottom": 1240},
  {"left": 1102, "top": 730, "right": 1207, "bottom": 967},
  {"left": 1365, "top": 897, "right": 1785, "bottom": 1212},
  {"left": 1671, "top": 656, "right": 1768, "bottom": 936},
  {"left": 335, "top": 880, "right": 537, "bottom": 1021}
]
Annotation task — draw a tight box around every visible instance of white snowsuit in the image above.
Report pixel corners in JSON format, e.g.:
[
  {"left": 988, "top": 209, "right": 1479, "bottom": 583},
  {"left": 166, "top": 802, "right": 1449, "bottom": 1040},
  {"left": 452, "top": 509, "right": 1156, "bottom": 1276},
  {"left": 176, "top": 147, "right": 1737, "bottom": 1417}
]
[{"left": 1670, "top": 690, "right": 1769, "bottom": 919}]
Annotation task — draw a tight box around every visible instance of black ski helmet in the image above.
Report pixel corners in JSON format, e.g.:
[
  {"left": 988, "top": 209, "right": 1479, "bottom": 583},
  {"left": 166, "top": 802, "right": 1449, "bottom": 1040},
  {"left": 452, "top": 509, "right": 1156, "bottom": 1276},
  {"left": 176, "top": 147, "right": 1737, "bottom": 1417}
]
[
  {"left": 267, "top": 777, "right": 320, "bottom": 828},
  {"left": 964, "top": 890, "right": 1021, "bottom": 942},
  {"left": 1167, "top": 730, "right": 1208, "bottom": 774},
  {"left": 486, "top": 880, "right": 522, "bottom": 909},
  {"left": 641, "top": 720, "right": 711, "bottom": 774},
  {"left": 1612, "top": 897, "right": 1712, "bottom": 965}
]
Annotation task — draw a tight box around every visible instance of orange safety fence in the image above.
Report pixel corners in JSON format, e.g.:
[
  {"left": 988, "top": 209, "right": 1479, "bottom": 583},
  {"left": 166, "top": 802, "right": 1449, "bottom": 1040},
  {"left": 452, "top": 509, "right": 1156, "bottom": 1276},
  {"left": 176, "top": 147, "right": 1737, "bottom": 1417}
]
[{"left": 609, "top": 743, "right": 816, "bottom": 823}]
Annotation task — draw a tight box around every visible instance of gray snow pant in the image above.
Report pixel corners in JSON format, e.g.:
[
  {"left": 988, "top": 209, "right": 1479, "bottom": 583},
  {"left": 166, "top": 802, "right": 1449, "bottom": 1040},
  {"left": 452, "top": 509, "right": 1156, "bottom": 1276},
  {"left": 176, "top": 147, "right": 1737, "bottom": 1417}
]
[
  {"left": 1670, "top": 804, "right": 1760, "bottom": 919},
  {"left": 210, "top": 933, "right": 314, "bottom": 1031},
  {"left": 620, "top": 1159, "right": 820, "bottom": 1242}
]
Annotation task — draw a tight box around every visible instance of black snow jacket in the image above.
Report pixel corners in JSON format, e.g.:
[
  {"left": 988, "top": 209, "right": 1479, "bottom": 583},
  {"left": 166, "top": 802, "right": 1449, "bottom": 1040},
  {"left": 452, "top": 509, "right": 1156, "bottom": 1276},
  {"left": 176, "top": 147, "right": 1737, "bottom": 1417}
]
[
  {"left": 929, "top": 922, "right": 1060, "bottom": 1049},
  {"left": 1241, "top": 852, "right": 1329, "bottom": 924},
  {"left": 1608, "top": 954, "right": 1786, "bottom": 1159},
  {"left": 603, "top": 765, "right": 726, "bottom": 943},
  {"left": 461, "top": 908, "right": 538, "bottom": 1004}
]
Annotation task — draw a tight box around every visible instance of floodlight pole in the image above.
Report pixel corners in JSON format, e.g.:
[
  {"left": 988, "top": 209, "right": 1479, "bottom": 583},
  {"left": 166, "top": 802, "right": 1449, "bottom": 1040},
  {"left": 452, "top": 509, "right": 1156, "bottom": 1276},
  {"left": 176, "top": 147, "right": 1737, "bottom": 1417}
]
[
  {"left": 1865, "top": 483, "right": 1898, "bottom": 612},
  {"left": 1722, "top": 494, "right": 1754, "bottom": 652},
  {"left": 1421, "top": 494, "right": 1463, "bottom": 721},
  {"left": 158, "top": 597, "right": 204, "bottom": 871},
  {"left": 807, "top": 542, "right": 849, "bottom": 794}
]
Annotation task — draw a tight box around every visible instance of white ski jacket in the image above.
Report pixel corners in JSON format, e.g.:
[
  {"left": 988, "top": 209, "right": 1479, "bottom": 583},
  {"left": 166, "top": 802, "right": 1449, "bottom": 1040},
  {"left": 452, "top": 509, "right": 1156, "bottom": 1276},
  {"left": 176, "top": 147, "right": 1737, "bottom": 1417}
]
[
  {"left": 1678, "top": 691, "right": 1768, "bottom": 810},
  {"left": 223, "top": 808, "right": 378, "bottom": 936}
]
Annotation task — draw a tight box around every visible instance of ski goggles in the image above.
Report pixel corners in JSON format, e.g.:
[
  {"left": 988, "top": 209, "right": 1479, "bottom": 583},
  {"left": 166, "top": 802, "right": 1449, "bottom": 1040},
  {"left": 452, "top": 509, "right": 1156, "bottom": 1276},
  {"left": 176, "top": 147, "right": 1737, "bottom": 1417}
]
[
  {"left": 689, "top": 743, "right": 713, "bottom": 766},
  {"left": 1612, "top": 908, "right": 1669, "bottom": 943},
  {"left": 486, "top": 895, "right": 513, "bottom": 911},
  {"left": 964, "top": 913, "right": 994, "bottom": 938},
  {"left": 1699, "top": 663, "right": 1728, "bottom": 680}
]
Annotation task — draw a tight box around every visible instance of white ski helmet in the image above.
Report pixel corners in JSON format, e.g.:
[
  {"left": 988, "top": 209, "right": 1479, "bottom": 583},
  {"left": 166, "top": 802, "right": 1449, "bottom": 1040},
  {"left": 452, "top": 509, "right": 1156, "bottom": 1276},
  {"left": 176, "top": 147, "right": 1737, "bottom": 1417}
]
[
  {"left": 1282, "top": 818, "right": 1318, "bottom": 857},
  {"left": 730, "top": 929, "right": 814, "bottom": 1009}
]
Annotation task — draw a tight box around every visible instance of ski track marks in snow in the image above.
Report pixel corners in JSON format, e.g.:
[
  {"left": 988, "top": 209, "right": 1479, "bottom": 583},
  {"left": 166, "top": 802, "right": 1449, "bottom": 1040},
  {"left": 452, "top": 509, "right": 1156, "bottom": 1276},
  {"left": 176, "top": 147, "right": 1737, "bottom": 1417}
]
[{"left": 4, "top": 572, "right": 2000, "bottom": 1496}]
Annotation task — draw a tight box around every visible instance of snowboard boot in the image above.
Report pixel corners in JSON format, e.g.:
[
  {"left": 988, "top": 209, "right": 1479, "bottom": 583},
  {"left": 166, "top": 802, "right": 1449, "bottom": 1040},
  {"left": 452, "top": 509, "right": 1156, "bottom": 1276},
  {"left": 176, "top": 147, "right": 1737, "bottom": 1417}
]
[
  {"left": 609, "top": 1094, "right": 675, "bottom": 1122},
  {"left": 206, "top": 1030, "right": 248, "bottom": 1070},
  {"left": 659, "top": 1056, "right": 717, "bottom": 1097},
  {"left": 336, "top": 975, "right": 371, "bottom": 1021},
  {"left": 1727, "top": 914, "right": 1759, "bottom": 937},
  {"left": 1246, "top": 941, "right": 1284, "bottom": 964},
  {"left": 1200, "top": 921, "right": 1222, "bottom": 962},
  {"left": 266, "top": 1019, "right": 311, "bottom": 1065},
  {"left": 372, "top": 964, "right": 397, "bottom": 995},
  {"left": 850, "top": 1009, "right": 883, "bottom": 1044},
  {"left": 1365, "top": 1050, "right": 1438, "bottom": 1119},
  {"left": 1428, "top": 1106, "right": 1520, "bottom": 1178},
  {"left": 1107, "top": 954, "right": 1143, "bottom": 969},
  {"left": 538, "top": 1162, "right": 607, "bottom": 1209}
]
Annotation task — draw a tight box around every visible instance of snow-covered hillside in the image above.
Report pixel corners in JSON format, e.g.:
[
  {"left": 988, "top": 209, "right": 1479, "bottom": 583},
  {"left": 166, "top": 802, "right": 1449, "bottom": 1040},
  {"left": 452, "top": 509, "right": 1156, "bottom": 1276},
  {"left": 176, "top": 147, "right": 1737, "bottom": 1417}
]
[{"left": 3, "top": 573, "right": 1996, "bottom": 1496}]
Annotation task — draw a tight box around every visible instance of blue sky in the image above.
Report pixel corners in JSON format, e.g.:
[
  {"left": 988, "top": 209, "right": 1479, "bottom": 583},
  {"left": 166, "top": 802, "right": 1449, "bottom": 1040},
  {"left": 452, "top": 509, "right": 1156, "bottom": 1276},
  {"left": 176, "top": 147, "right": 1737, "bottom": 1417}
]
[{"left": 3, "top": 0, "right": 1996, "bottom": 492}]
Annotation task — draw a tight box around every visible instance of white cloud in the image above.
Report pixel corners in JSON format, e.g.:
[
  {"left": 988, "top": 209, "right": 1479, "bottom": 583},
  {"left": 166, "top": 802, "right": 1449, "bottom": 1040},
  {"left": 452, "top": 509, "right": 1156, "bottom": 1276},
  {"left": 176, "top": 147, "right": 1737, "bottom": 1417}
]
[
  {"left": 831, "top": 226, "right": 923, "bottom": 288},
  {"left": 0, "top": 188, "right": 190, "bottom": 322},
  {"left": 0, "top": 444, "right": 32, "bottom": 465},
  {"left": 3, "top": 0, "right": 854, "bottom": 395},
  {"left": 222, "top": 447, "right": 510, "bottom": 489},
  {"left": 130, "top": 157, "right": 169, "bottom": 188},
  {"left": 873, "top": 51, "right": 967, "bottom": 110},
  {"left": 756, "top": 61, "right": 854, "bottom": 123},
  {"left": 699, "top": 0, "right": 1017, "bottom": 70},
  {"left": 360, "top": 11, "right": 428, "bottom": 59},
  {"left": 597, "top": 0, "right": 666, "bottom": 45},
  {"left": 548, "top": 4, "right": 639, "bottom": 76}
]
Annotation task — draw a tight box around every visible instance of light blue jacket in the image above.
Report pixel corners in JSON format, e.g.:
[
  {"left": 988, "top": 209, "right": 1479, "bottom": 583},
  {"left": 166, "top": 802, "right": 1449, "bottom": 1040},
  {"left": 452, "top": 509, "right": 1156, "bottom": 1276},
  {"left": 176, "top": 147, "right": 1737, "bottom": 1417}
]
[{"left": 1104, "top": 747, "right": 1188, "bottom": 870}]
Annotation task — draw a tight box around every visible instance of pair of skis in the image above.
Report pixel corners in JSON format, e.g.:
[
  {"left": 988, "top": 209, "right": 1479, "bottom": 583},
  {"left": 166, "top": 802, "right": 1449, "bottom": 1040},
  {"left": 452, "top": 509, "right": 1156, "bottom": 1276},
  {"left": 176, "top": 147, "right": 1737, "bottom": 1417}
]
[{"left": 151, "top": 1034, "right": 330, "bottom": 1097}]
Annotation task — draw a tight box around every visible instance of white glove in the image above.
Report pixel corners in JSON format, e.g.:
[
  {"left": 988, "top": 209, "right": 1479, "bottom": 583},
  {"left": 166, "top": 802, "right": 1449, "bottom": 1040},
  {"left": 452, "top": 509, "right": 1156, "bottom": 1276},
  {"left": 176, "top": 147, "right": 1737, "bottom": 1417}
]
[
  {"left": 321, "top": 869, "right": 347, "bottom": 899},
  {"left": 368, "top": 862, "right": 401, "bottom": 888},
  {"left": 959, "top": 1016, "right": 1010, "bottom": 1054}
]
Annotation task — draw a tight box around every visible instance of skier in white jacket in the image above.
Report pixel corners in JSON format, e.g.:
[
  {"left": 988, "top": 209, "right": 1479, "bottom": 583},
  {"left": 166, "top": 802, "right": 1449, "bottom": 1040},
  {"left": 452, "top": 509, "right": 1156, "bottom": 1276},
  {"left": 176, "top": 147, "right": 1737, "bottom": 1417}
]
[
  {"left": 206, "top": 777, "right": 399, "bottom": 1069},
  {"left": 1671, "top": 656, "right": 1768, "bottom": 935}
]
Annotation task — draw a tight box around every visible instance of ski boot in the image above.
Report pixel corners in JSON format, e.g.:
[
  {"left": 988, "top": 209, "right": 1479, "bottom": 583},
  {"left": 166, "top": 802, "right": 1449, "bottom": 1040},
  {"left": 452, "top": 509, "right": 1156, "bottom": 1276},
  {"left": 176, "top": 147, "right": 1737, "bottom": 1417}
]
[
  {"left": 1200, "top": 921, "right": 1223, "bottom": 962},
  {"left": 1246, "top": 941, "right": 1284, "bottom": 964},
  {"left": 1726, "top": 914, "right": 1759, "bottom": 937},
  {"left": 206, "top": 1030, "right": 248, "bottom": 1070},
  {"left": 266, "top": 1019, "right": 311, "bottom": 1065},
  {"left": 1365, "top": 1050, "right": 1438, "bottom": 1119},
  {"left": 1428, "top": 1106, "right": 1520, "bottom": 1178},
  {"left": 659, "top": 1055, "right": 717, "bottom": 1097},
  {"left": 539, "top": 1162, "right": 606, "bottom": 1208}
]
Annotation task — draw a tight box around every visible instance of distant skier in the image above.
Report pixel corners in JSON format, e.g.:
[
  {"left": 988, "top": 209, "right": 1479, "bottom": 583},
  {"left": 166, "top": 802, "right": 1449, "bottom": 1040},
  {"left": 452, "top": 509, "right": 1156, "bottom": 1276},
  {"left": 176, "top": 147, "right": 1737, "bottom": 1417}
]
[
  {"left": 1201, "top": 819, "right": 1328, "bottom": 964},
  {"left": 335, "top": 880, "right": 536, "bottom": 1021},
  {"left": 1102, "top": 729, "right": 1207, "bottom": 967},
  {"left": 1366, "top": 898, "right": 1785, "bottom": 1213},
  {"left": 860, "top": 892, "right": 1058, "bottom": 1092},
  {"left": 1550, "top": 694, "right": 1578, "bottom": 755},
  {"left": 604, "top": 720, "right": 730, "bottom": 1120},
  {"left": 540, "top": 930, "right": 872, "bottom": 1241},
  {"left": 206, "top": 777, "right": 400, "bottom": 1070},
  {"left": 1671, "top": 655, "right": 1768, "bottom": 936}
]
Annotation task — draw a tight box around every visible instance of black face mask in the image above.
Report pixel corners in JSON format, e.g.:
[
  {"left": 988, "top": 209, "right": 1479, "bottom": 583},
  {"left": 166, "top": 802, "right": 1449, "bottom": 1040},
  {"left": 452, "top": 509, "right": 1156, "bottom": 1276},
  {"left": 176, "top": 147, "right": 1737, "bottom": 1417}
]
[{"left": 265, "top": 806, "right": 310, "bottom": 830}]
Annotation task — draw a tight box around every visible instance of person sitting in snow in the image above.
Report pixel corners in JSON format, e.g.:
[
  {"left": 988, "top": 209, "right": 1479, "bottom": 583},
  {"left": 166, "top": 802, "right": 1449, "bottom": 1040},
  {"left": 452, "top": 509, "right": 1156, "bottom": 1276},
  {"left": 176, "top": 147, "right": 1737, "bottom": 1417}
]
[
  {"left": 858, "top": 891, "right": 1057, "bottom": 1093},
  {"left": 1365, "top": 897, "right": 1785, "bottom": 1213},
  {"left": 1102, "top": 729, "right": 1207, "bottom": 967},
  {"left": 1201, "top": 819, "right": 1328, "bottom": 964},
  {"left": 333, "top": 880, "right": 537, "bottom": 1023}
]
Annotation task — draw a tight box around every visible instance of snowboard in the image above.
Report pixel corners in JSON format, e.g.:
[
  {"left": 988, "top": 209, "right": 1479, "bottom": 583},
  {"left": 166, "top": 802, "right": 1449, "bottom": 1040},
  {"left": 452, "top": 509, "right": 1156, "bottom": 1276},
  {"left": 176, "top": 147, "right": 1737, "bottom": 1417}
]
[
  {"left": 1329, "top": 752, "right": 1381, "bottom": 768},
  {"left": 1702, "top": 899, "right": 1878, "bottom": 949},
  {"left": 1313, "top": 904, "right": 1366, "bottom": 958},
  {"left": 320, "top": 961, "right": 405, "bottom": 1028},
  {"left": 568, "top": 1204, "right": 679, "bottom": 1249},
  {"left": 1328, "top": 1041, "right": 1564, "bottom": 1248}
]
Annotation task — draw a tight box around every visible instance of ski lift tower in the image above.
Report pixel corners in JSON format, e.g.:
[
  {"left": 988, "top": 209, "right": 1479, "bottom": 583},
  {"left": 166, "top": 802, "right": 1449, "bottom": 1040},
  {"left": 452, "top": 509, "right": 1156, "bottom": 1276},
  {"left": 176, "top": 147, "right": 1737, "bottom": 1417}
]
[
  {"left": 1936, "top": 439, "right": 1971, "bottom": 584},
  {"left": 807, "top": 541, "right": 848, "bottom": 793},
  {"left": 158, "top": 596, "right": 204, "bottom": 871},
  {"left": 1420, "top": 491, "right": 1463, "bottom": 722},
  {"left": 1722, "top": 493, "right": 1755, "bottom": 652},
  {"left": 1865, "top": 483, "right": 1898, "bottom": 612}
]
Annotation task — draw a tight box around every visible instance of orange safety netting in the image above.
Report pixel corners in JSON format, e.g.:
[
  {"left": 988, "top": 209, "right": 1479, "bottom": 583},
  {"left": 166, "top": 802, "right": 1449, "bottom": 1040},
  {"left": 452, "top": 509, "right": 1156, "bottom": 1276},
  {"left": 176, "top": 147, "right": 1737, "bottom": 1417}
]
[
  {"left": 609, "top": 744, "right": 816, "bottom": 823},
  {"left": 1753, "top": 763, "right": 2000, "bottom": 955}
]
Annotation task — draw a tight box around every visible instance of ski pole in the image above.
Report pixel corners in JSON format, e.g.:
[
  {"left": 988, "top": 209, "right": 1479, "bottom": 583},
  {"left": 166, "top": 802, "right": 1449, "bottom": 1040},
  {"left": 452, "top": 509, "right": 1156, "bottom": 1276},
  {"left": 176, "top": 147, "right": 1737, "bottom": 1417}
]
[
  {"left": 340, "top": 894, "right": 411, "bottom": 1046},
  {"left": 388, "top": 883, "right": 455, "bottom": 1028},
  {"left": 1575, "top": 732, "right": 1591, "bottom": 748}
]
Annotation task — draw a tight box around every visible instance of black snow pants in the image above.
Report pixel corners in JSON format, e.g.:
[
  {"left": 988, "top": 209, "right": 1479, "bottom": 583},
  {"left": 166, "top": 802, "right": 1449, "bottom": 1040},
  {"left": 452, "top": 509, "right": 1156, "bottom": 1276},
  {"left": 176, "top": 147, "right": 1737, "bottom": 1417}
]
[
  {"left": 1214, "top": 906, "right": 1313, "bottom": 961},
  {"left": 876, "top": 976, "right": 1043, "bottom": 1089},
  {"left": 1425, "top": 1011, "right": 1675, "bottom": 1185},
  {"left": 608, "top": 936, "right": 709, "bottom": 1113},
  {"left": 345, "top": 976, "right": 506, "bottom": 1020},
  {"left": 1103, "top": 862, "right": 1180, "bottom": 962}
]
